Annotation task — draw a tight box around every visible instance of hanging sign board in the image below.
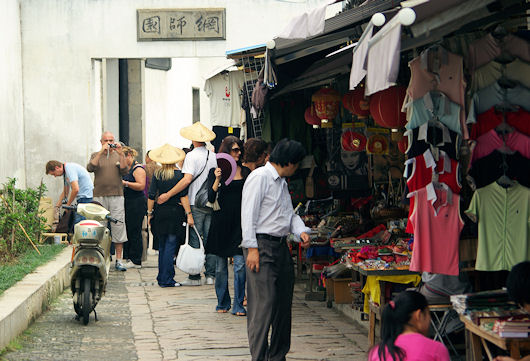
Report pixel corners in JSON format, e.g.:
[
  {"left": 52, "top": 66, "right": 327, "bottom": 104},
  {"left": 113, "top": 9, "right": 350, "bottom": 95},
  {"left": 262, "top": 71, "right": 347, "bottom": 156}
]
[{"left": 137, "top": 8, "right": 226, "bottom": 41}]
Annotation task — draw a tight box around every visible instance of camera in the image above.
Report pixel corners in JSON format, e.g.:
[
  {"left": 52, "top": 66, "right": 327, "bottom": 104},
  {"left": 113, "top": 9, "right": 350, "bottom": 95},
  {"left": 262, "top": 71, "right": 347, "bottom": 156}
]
[{"left": 108, "top": 143, "right": 118, "bottom": 148}]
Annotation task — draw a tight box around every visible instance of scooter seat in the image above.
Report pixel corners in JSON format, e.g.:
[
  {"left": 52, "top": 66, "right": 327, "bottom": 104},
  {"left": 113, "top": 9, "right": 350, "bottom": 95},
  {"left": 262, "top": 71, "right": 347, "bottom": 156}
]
[{"left": 78, "top": 220, "right": 104, "bottom": 227}]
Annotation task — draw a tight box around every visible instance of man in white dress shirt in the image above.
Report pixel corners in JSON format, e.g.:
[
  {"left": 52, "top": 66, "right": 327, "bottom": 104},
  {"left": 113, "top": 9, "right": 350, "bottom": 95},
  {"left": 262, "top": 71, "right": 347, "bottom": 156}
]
[{"left": 241, "top": 139, "right": 311, "bottom": 361}]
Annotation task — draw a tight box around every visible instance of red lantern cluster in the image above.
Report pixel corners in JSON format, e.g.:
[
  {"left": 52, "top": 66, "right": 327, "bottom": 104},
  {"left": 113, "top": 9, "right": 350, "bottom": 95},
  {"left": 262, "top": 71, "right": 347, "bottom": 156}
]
[
  {"left": 304, "top": 104, "right": 321, "bottom": 126},
  {"left": 311, "top": 87, "right": 341, "bottom": 121},
  {"left": 369, "top": 86, "right": 407, "bottom": 129},
  {"left": 343, "top": 86, "right": 370, "bottom": 117}
]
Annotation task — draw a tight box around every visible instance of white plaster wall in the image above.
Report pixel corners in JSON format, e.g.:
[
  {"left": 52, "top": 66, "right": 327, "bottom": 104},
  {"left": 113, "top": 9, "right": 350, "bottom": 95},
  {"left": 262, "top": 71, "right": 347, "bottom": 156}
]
[
  {"left": 16, "top": 0, "right": 339, "bottom": 200},
  {"left": 0, "top": 0, "right": 26, "bottom": 187}
]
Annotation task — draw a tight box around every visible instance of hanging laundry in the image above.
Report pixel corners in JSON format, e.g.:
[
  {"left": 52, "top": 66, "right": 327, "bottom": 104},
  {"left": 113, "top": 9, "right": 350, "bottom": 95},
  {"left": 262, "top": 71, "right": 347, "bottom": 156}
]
[
  {"left": 466, "top": 182, "right": 530, "bottom": 271},
  {"left": 409, "top": 184, "right": 463, "bottom": 276},
  {"left": 204, "top": 71, "right": 245, "bottom": 128},
  {"left": 406, "top": 92, "right": 462, "bottom": 135},
  {"left": 467, "top": 81, "right": 530, "bottom": 124},
  {"left": 365, "top": 23, "right": 401, "bottom": 96},
  {"left": 277, "top": 2, "right": 327, "bottom": 39},
  {"left": 349, "top": 24, "right": 373, "bottom": 90}
]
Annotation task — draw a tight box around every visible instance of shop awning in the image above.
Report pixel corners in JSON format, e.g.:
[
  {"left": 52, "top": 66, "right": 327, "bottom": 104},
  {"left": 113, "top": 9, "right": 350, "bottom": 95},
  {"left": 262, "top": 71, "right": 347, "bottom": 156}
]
[{"left": 273, "top": 0, "right": 400, "bottom": 65}]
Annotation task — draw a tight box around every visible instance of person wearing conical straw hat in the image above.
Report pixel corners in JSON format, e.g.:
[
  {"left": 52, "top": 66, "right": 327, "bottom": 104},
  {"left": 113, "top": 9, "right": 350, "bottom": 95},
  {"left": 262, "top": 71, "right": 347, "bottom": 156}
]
[
  {"left": 147, "top": 144, "right": 193, "bottom": 287},
  {"left": 157, "top": 122, "right": 218, "bottom": 286}
]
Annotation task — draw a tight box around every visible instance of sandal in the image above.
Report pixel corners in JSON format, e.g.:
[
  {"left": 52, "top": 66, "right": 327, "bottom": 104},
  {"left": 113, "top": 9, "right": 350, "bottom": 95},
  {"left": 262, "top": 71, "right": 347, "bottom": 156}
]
[
  {"left": 234, "top": 312, "right": 246, "bottom": 316},
  {"left": 217, "top": 309, "right": 228, "bottom": 313}
]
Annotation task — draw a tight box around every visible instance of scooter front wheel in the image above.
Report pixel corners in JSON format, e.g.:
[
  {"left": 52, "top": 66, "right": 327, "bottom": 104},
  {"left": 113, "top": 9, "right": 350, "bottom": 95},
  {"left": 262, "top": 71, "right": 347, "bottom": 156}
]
[{"left": 82, "top": 278, "right": 91, "bottom": 325}]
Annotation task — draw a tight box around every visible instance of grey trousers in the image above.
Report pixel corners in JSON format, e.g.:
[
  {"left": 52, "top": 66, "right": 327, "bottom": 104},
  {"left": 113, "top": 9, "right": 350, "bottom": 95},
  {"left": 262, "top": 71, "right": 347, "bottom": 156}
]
[{"left": 244, "top": 238, "right": 294, "bottom": 361}]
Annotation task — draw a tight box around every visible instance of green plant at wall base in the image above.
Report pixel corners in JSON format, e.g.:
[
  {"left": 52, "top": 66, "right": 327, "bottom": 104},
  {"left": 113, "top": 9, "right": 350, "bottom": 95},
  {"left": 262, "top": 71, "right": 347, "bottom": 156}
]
[
  {"left": 0, "top": 178, "right": 48, "bottom": 262},
  {"left": 0, "top": 244, "right": 65, "bottom": 295}
]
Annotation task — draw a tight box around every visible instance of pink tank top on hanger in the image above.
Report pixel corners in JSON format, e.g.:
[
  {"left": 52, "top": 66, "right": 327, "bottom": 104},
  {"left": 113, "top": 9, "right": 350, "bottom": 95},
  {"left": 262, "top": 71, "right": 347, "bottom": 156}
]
[{"left": 409, "top": 186, "right": 464, "bottom": 276}]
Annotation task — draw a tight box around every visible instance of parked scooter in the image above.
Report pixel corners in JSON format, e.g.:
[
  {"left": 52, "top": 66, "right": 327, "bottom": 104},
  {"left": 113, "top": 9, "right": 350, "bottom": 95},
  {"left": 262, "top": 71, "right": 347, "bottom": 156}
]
[{"left": 63, "top": 203, "right": 118, "bottom": 325}]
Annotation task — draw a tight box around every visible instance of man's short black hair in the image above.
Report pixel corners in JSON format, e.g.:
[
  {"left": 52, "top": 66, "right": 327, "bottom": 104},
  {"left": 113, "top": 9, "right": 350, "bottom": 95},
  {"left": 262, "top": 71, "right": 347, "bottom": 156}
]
[
  {"left": 506, "top": 261, "right": 530, "bottom": 306},
  {"left": 268, "top": 138, "right": 306, "bottom": 167}
]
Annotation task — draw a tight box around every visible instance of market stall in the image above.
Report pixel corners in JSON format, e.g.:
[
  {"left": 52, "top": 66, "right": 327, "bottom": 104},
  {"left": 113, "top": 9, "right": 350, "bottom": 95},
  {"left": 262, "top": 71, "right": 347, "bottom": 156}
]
[{"left": 225, "top": 0, "right": 529, "bottom": 359}]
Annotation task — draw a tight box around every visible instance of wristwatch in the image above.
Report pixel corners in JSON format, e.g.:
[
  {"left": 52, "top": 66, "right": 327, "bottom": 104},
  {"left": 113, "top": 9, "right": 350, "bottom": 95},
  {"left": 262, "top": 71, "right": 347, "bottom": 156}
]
[{"left": 186, "top": 211, "right": 192, "bottom": 216}]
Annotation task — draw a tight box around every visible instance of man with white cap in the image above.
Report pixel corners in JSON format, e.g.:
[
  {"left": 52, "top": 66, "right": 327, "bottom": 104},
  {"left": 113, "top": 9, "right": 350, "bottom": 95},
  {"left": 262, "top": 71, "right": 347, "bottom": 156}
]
[{"left": 157, "top": 122, "right": 218, "bottom": 285}]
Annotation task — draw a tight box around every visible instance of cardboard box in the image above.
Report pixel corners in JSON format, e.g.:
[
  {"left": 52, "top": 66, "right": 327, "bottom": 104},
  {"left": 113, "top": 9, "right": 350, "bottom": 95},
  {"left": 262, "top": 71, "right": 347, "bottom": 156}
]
[{"left": 326, "top": 278, "right": 353, "bottom": 304}]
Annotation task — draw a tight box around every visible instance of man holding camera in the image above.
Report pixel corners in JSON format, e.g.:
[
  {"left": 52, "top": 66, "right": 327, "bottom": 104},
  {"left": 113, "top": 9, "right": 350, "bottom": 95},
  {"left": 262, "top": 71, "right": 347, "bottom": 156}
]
[{"left": 87, "top": 131, "right": 129, "bottom": 271}]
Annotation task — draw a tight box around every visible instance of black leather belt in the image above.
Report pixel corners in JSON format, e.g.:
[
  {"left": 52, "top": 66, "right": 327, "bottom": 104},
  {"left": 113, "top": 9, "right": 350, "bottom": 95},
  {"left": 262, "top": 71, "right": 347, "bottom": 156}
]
[{"left": 256, "top": 233, "right": 287, "bottom": 242}]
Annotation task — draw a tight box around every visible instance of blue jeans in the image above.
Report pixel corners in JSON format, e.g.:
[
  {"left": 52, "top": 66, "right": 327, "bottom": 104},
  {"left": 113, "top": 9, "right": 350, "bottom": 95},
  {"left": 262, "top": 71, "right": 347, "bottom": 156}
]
[
  {"left": 157, "top": 234, "right": 177, "bottom": 287},
  {"left": 215, "top": 255, "right": 246, "bottom": 314},
  {"left": 188, "top": 206, "right": 216, "bottom": 280},
  {"left": 73, "top": 197, "right": 93, "bottom": 225}
]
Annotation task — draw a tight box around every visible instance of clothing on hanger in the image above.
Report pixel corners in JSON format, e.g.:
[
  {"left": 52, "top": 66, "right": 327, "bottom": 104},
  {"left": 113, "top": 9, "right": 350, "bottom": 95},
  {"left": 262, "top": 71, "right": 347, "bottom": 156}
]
[
  {"left": 468, "top": 150, "right": 530, "bottom": 189},
  {"left": 405, "top": 92, "right": 462, "bottom": 135},
  {"left": 466, "top": 182, "right": 530, "bottom": 271},
  {"left": 467, "top": 81, "right": 530, "bottom": 124},
  {"left": 467, "top": 32, "right": 530, "bottom": 73},
  {"left": 471, "top": 107, "right": 530, "bottom": 139},
  {"left": 404, "top": 126, "right": 460, "bottom": 160},
  {"left": 405, "top": 46, "right": 468, "bottom": 139},
  {"left": 409, "top": 184, "right": 463, "bottom": 276},
  {"left": 470, "top": 58, "right": 530, "bottom": 92},
  {"left": 471, "top": 128, "right": 530, "bottom": 163}
]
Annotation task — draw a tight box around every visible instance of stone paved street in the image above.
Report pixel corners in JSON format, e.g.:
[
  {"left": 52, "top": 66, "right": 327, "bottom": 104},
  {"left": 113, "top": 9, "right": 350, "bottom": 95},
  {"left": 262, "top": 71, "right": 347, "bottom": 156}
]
[{"left": 5, "top": 253, "right": 369, "bottom": 360}]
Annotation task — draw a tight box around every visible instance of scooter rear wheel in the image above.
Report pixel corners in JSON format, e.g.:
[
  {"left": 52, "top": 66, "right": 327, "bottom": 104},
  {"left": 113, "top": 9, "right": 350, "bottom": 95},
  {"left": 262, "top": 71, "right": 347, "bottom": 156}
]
[{"left": 82, "top": 278, "right": 91, "bottom": 325}]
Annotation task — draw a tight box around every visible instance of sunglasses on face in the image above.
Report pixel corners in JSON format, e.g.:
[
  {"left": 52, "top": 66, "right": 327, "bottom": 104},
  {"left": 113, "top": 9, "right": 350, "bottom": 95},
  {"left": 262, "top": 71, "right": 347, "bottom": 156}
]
[{"left": 231, "top": 147, "right": 241, "bottom": 153}]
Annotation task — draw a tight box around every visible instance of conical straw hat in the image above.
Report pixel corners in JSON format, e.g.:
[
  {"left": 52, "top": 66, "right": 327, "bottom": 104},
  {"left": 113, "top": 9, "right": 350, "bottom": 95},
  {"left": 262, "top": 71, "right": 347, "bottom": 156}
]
[
  {"left": 180, "top": 122, "right": 216, "bottom": 142},
  {"left": 148, "top": 144, "right": 185, "bottom": 164}
]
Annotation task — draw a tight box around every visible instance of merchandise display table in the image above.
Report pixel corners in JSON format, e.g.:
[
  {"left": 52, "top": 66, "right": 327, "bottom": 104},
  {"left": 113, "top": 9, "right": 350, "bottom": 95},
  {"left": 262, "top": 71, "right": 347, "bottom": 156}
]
[
  {"left": 460, "top": 315, "right": 530, "bottom": 361},
  {"left": 351, "top": 266, "right": 419, "bottom": 347}
]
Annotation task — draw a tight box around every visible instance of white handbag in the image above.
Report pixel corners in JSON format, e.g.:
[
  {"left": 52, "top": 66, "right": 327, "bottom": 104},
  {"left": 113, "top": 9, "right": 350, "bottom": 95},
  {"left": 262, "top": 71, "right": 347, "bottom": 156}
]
[{"left": 176, "top": 224, "right": 205, "bottom": 275}]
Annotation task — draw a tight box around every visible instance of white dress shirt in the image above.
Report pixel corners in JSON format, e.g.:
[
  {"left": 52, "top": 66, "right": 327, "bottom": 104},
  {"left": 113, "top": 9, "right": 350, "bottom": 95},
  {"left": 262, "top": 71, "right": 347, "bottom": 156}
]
[{"left": 241, "top": 162, "right": 311, "bottom": 249}]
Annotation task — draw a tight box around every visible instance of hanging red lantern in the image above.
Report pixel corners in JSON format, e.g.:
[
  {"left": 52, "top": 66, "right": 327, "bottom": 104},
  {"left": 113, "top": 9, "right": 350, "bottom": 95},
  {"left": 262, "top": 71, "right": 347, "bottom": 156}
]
[
  {"left": 397, "top": 135, "right": 408, "bottom": 153},
  {"left": 369, "top": 86, "right": 407, "bottom": 129},
  {"left": 304, "top": 104, "right": 321, "bottom": 126},
  {"left": 343, "top": 86, "right": 370, "bottom": 117},
  {"left": 311, "top": 87, "right": 341, "bottom": 121},
  {"left": 341, "top": 130, "right": 367, "bottom": 152}
]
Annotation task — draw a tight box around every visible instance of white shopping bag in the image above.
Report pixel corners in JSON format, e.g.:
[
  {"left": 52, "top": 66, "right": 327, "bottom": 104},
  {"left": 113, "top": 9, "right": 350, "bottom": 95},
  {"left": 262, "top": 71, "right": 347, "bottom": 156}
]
[{"left": 175, "top": 224, "right": 205, "bottom": 275}]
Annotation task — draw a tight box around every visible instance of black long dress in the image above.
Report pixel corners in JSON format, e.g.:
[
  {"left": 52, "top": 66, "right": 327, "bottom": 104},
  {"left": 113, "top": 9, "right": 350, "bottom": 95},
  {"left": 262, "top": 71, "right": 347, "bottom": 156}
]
[{"left": 206, "top": 166, "right": 250, "bottom": 257}]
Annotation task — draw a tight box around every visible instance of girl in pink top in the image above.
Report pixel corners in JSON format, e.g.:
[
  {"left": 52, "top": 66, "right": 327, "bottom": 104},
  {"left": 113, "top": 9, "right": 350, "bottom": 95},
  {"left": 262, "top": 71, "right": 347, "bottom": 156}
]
[{"left": 368, "top": 291, "right": 450, "bottom": 361}]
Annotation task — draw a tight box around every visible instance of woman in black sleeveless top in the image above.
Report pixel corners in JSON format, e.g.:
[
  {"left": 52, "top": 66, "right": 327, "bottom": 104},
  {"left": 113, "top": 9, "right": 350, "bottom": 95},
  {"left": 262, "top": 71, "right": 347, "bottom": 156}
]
[{"left": 122, "top": 147, "right": 147, "bottom": 269}]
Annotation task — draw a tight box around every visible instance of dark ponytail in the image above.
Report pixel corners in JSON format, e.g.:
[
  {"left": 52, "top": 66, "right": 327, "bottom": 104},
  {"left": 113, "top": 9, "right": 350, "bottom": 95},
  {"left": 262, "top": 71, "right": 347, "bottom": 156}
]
[{"left": 369, "top": 290, "right": 428, "bottom": 361}]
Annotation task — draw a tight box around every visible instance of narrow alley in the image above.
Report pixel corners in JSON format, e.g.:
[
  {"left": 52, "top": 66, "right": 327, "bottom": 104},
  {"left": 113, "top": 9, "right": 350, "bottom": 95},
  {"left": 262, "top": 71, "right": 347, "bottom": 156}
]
[{"left": 5, "top": 253, "right": 368, "bottom": 361}]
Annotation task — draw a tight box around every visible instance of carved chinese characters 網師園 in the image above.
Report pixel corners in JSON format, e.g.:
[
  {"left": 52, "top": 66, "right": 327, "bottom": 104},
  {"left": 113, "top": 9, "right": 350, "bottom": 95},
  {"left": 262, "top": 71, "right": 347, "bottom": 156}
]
[{"left": 137, "top": 9, "right": 225, "bottom": 41}]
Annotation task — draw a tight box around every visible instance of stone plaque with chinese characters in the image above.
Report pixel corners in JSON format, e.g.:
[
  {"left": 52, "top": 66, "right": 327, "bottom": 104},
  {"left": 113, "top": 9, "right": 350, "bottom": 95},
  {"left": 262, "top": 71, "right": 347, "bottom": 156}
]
[{"left": 137, "top": 8, "right": 226, "bottom": 41}]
